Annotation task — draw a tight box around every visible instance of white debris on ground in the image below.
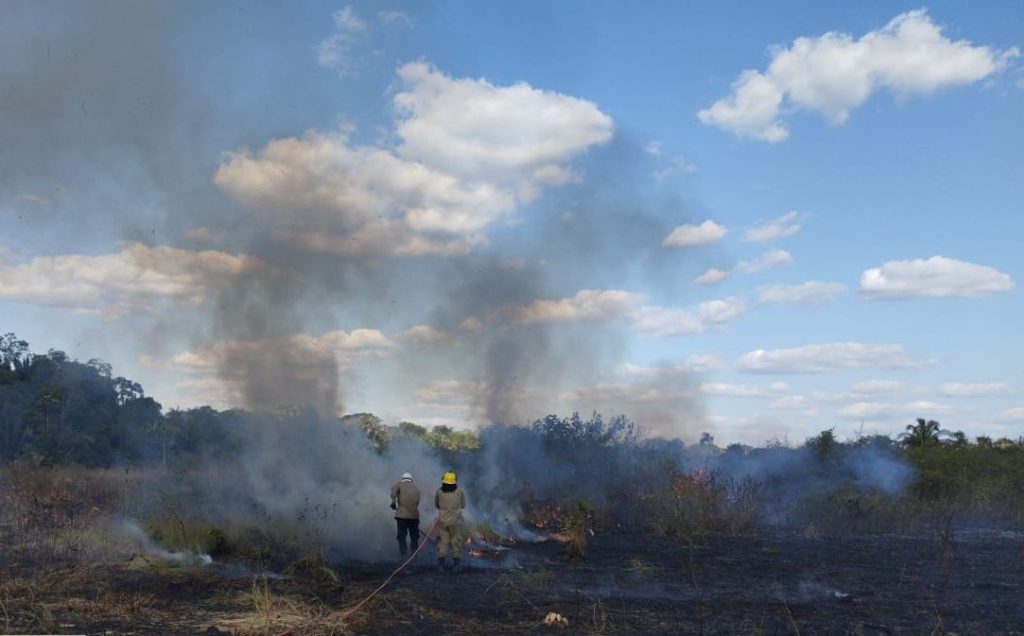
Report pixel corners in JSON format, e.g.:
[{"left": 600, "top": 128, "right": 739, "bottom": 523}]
[{"left": 543, "top": 611, "right": 569, "bottom": 628}]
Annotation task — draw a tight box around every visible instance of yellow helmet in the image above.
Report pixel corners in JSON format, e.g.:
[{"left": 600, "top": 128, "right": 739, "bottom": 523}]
[{"left": 442, "top": 471, "right": 457, "bottom": 485}]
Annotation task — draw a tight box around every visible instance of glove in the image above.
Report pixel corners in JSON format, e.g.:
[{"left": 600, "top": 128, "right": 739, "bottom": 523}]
[{"left": 390, "top": 502, "right": 397, "bottom": 510}]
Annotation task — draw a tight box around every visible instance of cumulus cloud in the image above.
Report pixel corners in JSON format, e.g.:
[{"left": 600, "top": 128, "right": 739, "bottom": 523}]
[
  {"left": 493, "top": 289, "right": 747, "bottom": 338},
  {"left": 687, "top": 354, "right": 728, "bottom": 373},
  {"left": 738, "top": 342, "right": 929, "bottom": 374},
  {"left": 852, "top": 380, "right": 913, "bottom": 396},
  {"left": 699, "top": 10, "right": 1019, "bottom": 141},
  {"left": 412, "top": 379, "right": 485, "bottom": 405},
  {"left": 694, "top": 267, "right": 732, "bottom": 286},
  {"left": 215, "top": 63, "right": 612, "bottom": 257},
  {"left": 757, "top": 281, "right": 846, "bottom": 306},
  {"left": 838, "top": 400, "right": 953, "bottom": 421},
  {"left": 317, "top": 6, "right": 369, "bottom": 78},
  {"left": 397, "top": 325, "right": 452, "bottom": 346},
  {"left": 769, "top": 395, "right": 813, "bottom": 410},
  {"left": 859, "top": 255, "right": 1014, "bottom": 299},
  {"left": 646, "top": 141, "right": 697, "bottom": 181},
  {"left": 620, "top": 354, "right": 725, "bottom": 378},
  {"left": 394, "top": 62, "right": 613, "bottom": 188},
  {"left": 1002, "top": 407, "right": 1024, "bottom": 421},
  {"left": 662, "top": 220, "right": 727, "bottom": 247},
  {"left": 700, "top": 382, "right": 788, "bottom": 398},
  {"left": 739, "top": 248, "right": 793, "bottom": 273},
  {"left": 744, "top": 211, "right": 803, "bottom": 243},
  {"left": 377, "top": 10, "right": 414, "bottom": 27},
  {"left": 632, "top": 297, "right": 746, "bottom": 337},
  {"left": 0, "top": 243, "right": 266, "bottom": 319},
  {"left": 497, "top": 289, "right": 644, "bottom": 326},
  {"left": 939, "top": 382, "right": 1012, "bottom": 398}
]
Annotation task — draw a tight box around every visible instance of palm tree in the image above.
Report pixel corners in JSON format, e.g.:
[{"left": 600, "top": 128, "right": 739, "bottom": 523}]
[{"left": 900, "top": 418, "right": 947, "bottom": 447}]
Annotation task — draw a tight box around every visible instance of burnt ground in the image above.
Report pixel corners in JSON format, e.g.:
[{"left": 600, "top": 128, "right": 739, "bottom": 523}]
[{"left": 2, "top": 528, "right": 1022, "bottom": 635}]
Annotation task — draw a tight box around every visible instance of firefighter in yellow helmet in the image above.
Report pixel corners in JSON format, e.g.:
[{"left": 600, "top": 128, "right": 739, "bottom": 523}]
[{"left": 435, "top": 471, "right": 466, "bottom": 572}]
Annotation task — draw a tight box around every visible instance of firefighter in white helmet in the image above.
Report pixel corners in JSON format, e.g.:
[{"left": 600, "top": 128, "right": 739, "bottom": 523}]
[
  {"left": 390, "top": 471, "right": 421, "bottom": 561},
  {"left": 435, "top": 471, "right": 466, "bottom": 572}
]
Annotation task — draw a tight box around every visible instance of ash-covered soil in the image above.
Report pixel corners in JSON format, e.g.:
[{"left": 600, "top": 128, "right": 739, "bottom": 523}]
[{"left": 2, "top": 528, "right": 1022, "bottom": 635}]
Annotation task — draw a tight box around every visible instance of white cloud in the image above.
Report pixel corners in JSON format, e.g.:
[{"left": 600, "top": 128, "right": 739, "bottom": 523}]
[
  {"left": 632, "top": 297, "right": 746, "bottom": 337},
  {"left": 694, "top": 267, "right": 732, "bottom": 286},
  {"left": 185, "top": 227, "right": 226, "bottom": 245},
  {"left": 837, "top": 401, "right": 903, "bottom": 420},
  {"left": 860, "top": 255, "right": 1014, "bottom": 299},
  {"left": 738, "top": 342, "right": 928, "bottom": 374},
  {"left": 662, "top": 220, "right": 727, "bottom": 247},
  {"left": 837, "top": 399, "right": 957, "bottom": 422},
  {"left": 739, "top": 248, "right": 793, "bottom": 273},
  {"left": 1002, "top": 407, "right": 1024, "bottom": 421},
  {"left": 939, "top": 382, "right": 1012, "bottom": 398},
  {"left": 700, "top": 382, "right": 787, "bottom": 398},
  {"left": 0, "top": 243, "right": 266, "bottom": 319},
  {"left": 377, "top": 10, "right": 414, "bottom": 27},
  {"left": 905, "top": 400, "right": 955, "bottom": 415},
  {"left": 394, "top": 62, "right": 613, "bottom": 188},
  {"left": 216, "top": 63, "right": 612, "bottom": 257},
  {"left": 770, "top": 395, "right": 812, "bottom": 410},
  {"left": 495, "top": 289, "right": 746, "bottom": 338},
  {"left": 644, "top": 141, "right": 697, "bottom": 180},
  {"left": 852, "top": 380, "right": 911, "bottom": 396},
  {"left": 757, "top": 281, "right": 846, "bottom": 306},
  {"left": 653, "top": 158, "right": 698, "bottom": 182},
  {"left": 412, "top": 379, "right": 484, "bottom": 405},
  {"left": 744, "top": 211, "right": 802, "bottom": 242},
  {"left": 699, "top": 10, "right": 1019, "bottom": 141},
  {"left": 687, "top": 354, "right": 727, "bottom": 373},
  {"left": 620, "top": 354, "right": 725, "bottom": 378},
  {"left": 499, "top": 289, "right": 643, "bottom": 326},
  {"left": 398, "top": 325, "right": 452, "bottom": 346},
  {"left": 317, "top": 7, "right": 368, "bottom": 78}
]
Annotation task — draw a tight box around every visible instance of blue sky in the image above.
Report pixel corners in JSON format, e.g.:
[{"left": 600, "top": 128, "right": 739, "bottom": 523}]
[{"left": 1, "top": 1, "right": 1021, "bottom": 444}]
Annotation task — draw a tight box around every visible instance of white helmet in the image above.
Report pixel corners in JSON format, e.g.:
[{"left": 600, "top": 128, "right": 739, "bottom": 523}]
[{"left": 401, "top": 472, "right": 413, "bottom": 481}]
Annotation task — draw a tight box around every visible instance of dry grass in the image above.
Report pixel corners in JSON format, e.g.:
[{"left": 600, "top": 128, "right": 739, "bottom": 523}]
[{"left": 219, "top": 573, "right": 352, "bottom": 636}]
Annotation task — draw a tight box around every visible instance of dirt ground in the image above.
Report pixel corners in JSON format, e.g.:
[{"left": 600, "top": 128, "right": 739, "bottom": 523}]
[{"left": 2, "top": 527, "right": 1022, "bottom": 635}]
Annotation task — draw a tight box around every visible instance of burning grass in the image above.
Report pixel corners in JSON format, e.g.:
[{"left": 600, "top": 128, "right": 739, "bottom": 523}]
[{"left": 2, "top": 415, "right": 1023, "bottom": 634}]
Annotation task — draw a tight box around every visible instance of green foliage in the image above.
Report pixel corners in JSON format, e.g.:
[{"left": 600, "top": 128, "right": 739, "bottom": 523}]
[
  {"left": 903, "top": 442, "right": 1024, "bottom": 523},
  {"left": 806, "top": 428, "right": 837, "bottom": 459},
  {"left": 901, "top": 418, "right": 947, "bottom": 447},
  {"left": 562, "top": 502, "right": 594, "bottom": 559}
]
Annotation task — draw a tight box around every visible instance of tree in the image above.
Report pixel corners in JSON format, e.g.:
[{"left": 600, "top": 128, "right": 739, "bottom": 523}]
[
  {"left": 900, "top": 418, "right": 947, "bottom": 447},
  {"left": 948, "top": 430, "right": 969, "bottom": 448},
  {"left": 806, "top": 428, "right": 838, "bottom": 458},
  {"left": 397, "top": 421, "right": 427, "bottom": 438},
  {"left": 0, "top": 333, "right": 31, "bottom": 377}
]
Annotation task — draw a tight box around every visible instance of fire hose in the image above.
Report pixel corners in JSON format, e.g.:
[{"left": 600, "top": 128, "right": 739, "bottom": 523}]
[{"left": 336, "top": 514, "right": 440, "bottom": 621}]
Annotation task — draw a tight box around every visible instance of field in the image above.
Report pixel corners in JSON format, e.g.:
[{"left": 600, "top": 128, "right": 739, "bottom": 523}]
[{"left": 2, "top": 464, "right": 1022, "bottom": 635}]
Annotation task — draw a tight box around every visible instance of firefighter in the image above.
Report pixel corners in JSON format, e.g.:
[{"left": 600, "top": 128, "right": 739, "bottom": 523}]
[
  {"left": 390, "top": 471, "right": 421, "bottom": 561},
  {"left": 435, "top": 471, "right": 466, "bottom": 572}
]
